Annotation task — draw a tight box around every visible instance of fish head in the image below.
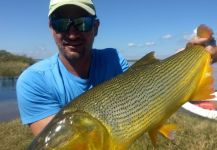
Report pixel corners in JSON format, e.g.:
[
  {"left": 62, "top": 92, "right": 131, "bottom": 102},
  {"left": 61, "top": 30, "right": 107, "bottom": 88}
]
[{"left": 28, "top": 111, "right": 111, "bottom": 150}]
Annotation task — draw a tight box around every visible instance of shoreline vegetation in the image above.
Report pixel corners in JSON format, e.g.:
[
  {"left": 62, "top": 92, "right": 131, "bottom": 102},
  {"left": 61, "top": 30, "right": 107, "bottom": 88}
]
[
  {"left": 0, "top": 110, "right": 216, "bottom": 150},
  {"left": 0, "top": 50, "right": 35, "bottom": 77}
]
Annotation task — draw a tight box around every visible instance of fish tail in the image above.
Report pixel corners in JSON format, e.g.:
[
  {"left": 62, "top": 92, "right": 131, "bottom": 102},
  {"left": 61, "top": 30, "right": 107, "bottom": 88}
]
[{"left": 190, "top": 54, "right": 215, "bottom": 101}]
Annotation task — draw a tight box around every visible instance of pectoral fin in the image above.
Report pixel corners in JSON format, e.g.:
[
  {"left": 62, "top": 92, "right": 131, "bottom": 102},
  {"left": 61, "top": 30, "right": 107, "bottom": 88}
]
[
  {"left": 158, "top": 124, "right": 177, "bottom": 140},
  {"left": 148, "top": 124, "right": 177, "bottom": 146}
]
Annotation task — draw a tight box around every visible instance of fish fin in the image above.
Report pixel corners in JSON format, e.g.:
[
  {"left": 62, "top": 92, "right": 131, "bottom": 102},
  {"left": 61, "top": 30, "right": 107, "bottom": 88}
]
[
  {"left": 190, "top": 56, "right": 215, "bottom": 101},
  {"left": 148, "top": 129, "right": 158, "bottom": 147},
  {"left": 148, "top": 124, "right": 177, "bottom": 146},
  {"left": 131, "top": 52, "right": 160, "bottom": 68},
  {"left": 158, "top": 124, "right": 177, "bottom": 140}
]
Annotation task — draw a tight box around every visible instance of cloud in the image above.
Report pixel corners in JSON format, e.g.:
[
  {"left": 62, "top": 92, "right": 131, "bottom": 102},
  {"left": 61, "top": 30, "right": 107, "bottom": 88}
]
[
  {"left": 128, "top": 43, "right": 137, "bottom": 47},
  {"left": 183, "top": 28, "right": 197, "bottom": 41},
  {"left": 128, "top": 42, "right": 143, "bottom": 48},
  {"left": 28, "top": 47, "right": 55, "bottom": 59},
  {"left": 145, "top": 42, "right": 155, "bottom": 46},
  {"left": 183, "top": 34, "right": 193, "bottom": 41},
  {"left": 12, "top": 46, "right": 56, "bottom": 59},
  {"left": 193, "top": 28, "right": 197, "bottom": 34},
  {"left": 162, "top": 34, "right": 173, "bottom": 39}
]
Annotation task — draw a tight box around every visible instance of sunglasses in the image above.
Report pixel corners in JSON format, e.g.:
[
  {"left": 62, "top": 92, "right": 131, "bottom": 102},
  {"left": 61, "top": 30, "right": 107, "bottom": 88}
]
[{"left": 50, "top": 16, "right": 96, "bottom": 33}]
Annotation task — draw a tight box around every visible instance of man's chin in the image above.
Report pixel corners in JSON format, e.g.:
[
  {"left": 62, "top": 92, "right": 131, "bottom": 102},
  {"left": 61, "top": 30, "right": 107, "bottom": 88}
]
[{"left": 66, "top": 53, "right": 81, "bottom": 61}]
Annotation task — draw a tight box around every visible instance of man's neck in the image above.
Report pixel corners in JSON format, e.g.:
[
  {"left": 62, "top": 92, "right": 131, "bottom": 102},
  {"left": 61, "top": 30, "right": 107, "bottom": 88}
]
[{"left": 59, "top": 54, "right": 92, "bottom": 79}]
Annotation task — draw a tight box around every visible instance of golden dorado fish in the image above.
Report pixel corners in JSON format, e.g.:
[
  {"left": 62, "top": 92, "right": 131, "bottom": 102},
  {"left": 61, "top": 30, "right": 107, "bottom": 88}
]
[{"left": 28, "top": 45, "right": 214, "bottom": 150}]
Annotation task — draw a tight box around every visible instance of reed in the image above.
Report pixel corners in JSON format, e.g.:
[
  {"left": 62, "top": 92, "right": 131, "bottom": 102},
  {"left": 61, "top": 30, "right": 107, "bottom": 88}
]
[{"left": 0, "top": 50, "right": 35, "bottom": 77}]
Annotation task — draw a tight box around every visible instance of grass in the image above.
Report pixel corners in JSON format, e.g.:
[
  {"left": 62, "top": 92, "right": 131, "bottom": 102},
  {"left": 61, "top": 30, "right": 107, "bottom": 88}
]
[
  {"left": 0, "top": 119, "right": 33, "bottom": 150},
  {"left": 0, "top": 61, "right": 29, "bottom": 77},
  {"left": 0, "top": 50, "right": 35, "bottom": 77},
  {"left": 0, "top": 110, "right": 216, "bottom": 150},
  {"left": 129, "top": 110, "right": 217, "bottom": 150}
]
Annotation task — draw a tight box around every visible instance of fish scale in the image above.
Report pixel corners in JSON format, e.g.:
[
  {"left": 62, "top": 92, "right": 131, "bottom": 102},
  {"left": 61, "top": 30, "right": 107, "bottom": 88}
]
[{"left": 28, "top": 45, "right": 214, "bottom": 150}]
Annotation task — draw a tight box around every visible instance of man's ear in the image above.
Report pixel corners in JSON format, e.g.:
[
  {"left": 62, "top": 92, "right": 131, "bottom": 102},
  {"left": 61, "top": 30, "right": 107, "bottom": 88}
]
[
  {"left": 48, "top": 20, "right": 56, "bottom": 36},
  {"left": 48, "top": 20, "right": 53, "bottom": 30},
  {"left": 94, "top": 19, "right": 100, "bottom": 36}
]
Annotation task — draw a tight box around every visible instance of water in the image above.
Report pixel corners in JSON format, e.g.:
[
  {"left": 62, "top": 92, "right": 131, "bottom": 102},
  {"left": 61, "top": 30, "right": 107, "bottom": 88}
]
[
  {"left": 0, "top": 77, "right": 19, "bottom": 122},
  {"left": 0, "top": 77, "right": 17, "bottom": 100}
]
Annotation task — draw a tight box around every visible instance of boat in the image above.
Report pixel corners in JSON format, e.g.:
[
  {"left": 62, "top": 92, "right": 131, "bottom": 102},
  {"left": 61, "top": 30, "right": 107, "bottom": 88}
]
[{"left": 182, "top": 92, "right": 217, "bottom": 120}]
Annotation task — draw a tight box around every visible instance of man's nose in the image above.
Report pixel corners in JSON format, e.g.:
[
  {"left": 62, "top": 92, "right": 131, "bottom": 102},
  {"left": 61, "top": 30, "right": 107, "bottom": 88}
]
[{"left": 66, "top": 24, "right": 80, "bottom": 38}]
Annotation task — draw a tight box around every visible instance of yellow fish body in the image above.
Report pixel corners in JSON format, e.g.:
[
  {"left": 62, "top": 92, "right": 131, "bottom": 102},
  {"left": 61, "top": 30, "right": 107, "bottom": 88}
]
[{"left": 28, "top": 45, "right": 214, "bottom": 150}]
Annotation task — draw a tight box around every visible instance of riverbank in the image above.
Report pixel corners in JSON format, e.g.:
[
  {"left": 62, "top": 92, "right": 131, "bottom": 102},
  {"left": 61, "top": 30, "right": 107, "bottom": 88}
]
[{"left": 0, "top": 50, "right": 35, "bottom": 77}]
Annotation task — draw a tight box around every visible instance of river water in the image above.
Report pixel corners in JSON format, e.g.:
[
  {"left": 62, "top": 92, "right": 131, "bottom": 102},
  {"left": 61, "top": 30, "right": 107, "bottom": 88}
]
[
  {"left": 0, "top": 77, "right": 19, "bottom": 122},
  {"left": 1, "top": 63, "right": 217, "bottom": 122}
]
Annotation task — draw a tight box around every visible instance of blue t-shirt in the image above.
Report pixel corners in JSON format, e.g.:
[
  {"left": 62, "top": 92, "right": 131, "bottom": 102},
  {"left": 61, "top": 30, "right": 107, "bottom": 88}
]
[{"left": 16, "top": 48, "right": 129, "bottom": 124}]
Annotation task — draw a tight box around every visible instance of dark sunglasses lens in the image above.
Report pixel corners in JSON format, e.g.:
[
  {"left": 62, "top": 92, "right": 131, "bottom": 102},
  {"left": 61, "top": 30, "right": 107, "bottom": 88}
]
[
  {"left": 51, "top": 19, "right": 70, "bottom": 33},
  {"left": 51, "top": 17, "right": 95, "bottom": 33},
  {"left": 73, "top": 17, "right": 94, "bottom": 32}
]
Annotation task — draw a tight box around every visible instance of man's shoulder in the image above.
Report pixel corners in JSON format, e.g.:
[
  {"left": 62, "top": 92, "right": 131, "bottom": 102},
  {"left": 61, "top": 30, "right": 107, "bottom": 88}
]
[
  {"left": 30, "top": 54, "right": 59, "bottom": 71},
  {"left": 93, "top": 48, "right": 119, "bottom": 55},
  {"left": 17, "top": 54, "right": 59, "bottom": 81},
  {"left": 92, "top": 48, "right": 128, "bottom": 71},
  {"left": 93, "top": 48, "right": 125, "bottom": 61}
]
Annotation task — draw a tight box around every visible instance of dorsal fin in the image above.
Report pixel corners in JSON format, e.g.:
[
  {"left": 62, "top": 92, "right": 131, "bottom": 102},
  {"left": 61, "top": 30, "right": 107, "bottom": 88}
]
[{"left": 130, "top": 52, "right": 160, "bottom": 68}]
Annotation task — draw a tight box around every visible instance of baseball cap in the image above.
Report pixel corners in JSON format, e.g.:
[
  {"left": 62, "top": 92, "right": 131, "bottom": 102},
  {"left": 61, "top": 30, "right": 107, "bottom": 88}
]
[{"left": 49, "top": 0, "right": 96, "bottom": 17}]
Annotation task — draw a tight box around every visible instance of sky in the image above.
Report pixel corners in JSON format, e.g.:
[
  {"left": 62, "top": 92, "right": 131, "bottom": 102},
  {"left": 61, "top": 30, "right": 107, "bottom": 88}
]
[{"left": 0, "top": 0, "right": 217, "bottom": 60}]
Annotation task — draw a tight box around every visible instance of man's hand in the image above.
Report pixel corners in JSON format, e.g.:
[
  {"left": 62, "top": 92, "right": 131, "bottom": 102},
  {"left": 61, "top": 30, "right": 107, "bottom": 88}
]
[{"left": 188, "top": 24, "right": 217, "bottom": 63}]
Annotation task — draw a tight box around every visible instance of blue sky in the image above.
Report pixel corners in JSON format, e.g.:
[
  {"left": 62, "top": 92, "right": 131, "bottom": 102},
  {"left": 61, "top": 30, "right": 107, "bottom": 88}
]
[{"left": 0, "top": 0, "right": 217, "bottom": 59}]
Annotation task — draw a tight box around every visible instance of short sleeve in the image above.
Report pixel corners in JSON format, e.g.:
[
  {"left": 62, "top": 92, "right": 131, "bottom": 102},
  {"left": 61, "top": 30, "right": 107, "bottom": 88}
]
[
  {"left": 16, "top": 70, "right": 60, "bottom": 124},
  {"left": 117, "top": 51, "right": 129, "bottom": 72}
]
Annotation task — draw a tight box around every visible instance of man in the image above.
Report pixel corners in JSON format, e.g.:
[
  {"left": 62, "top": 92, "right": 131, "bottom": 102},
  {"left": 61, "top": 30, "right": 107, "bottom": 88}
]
[
  {"left": 17, "top": 0, "right": 217, "bottom": 136},
  {"left": 17, "top": 0, "right": 128, "bottom": 136}
]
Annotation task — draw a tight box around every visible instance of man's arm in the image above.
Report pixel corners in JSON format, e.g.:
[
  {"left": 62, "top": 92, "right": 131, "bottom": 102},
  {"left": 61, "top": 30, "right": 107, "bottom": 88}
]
[
  {"left": 17, "top": 70, "right": 60, "bottom": 136},
  {"left": 29, "top": 115, "right": 55, "bottom": 136}
]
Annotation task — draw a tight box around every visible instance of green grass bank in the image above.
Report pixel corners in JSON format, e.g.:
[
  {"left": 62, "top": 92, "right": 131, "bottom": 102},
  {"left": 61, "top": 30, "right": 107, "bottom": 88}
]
[
  {"left": 0, "top": 110, "right": 216, "bottom": 150},
  {"left": 0, "top": 50, "right": 35, "bottom": 77}
]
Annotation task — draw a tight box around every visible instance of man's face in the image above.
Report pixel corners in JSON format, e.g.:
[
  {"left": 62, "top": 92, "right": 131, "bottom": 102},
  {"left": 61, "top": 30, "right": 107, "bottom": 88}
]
[{"left": 49, "top": 5, "right": 99, "bottom": 63}]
